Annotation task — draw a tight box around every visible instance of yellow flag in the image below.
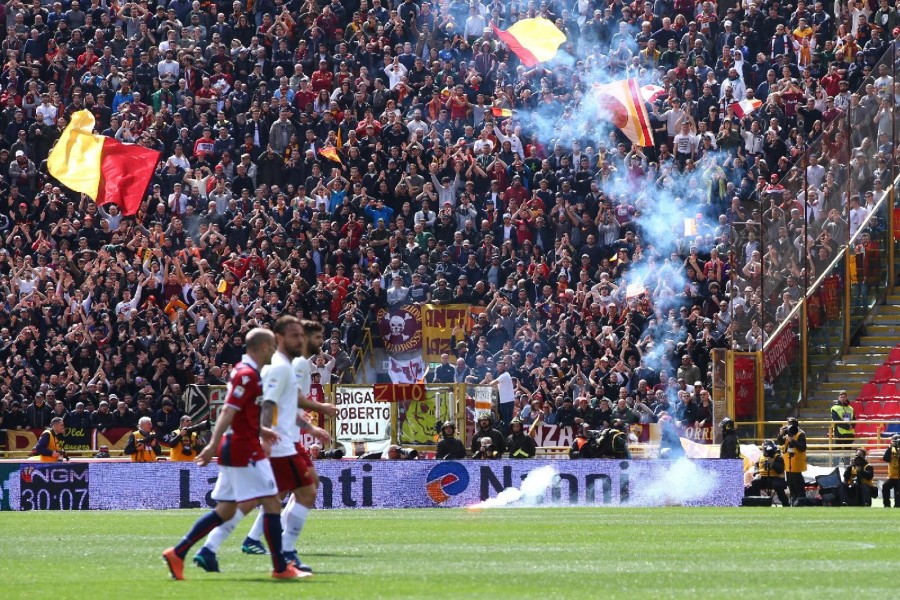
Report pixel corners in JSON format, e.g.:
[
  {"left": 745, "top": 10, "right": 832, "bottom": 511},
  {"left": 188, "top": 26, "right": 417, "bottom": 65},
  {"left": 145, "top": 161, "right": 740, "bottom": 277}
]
[{"left": 47, "top": 110, "right": 105, "bottom": 199}]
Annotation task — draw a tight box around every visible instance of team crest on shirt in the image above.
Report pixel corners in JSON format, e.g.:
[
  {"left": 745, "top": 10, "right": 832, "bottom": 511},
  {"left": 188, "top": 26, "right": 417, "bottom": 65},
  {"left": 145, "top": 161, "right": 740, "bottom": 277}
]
[
  {"left": 233, "top": 386, "right": 245, "bottom": 398},
  {"left": 242, "top": 375, "right": 250, "bottom": 384}
]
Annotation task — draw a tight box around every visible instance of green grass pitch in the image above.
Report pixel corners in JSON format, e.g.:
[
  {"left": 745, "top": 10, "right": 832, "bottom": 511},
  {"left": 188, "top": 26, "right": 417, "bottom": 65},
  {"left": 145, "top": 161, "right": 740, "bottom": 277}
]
[{"left": 1, "top": 507, "right": 897, "bottom": 599}]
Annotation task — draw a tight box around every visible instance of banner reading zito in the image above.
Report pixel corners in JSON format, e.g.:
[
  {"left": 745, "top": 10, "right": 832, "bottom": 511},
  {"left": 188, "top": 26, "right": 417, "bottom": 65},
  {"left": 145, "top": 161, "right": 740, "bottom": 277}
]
[{"left": 422, "top": 304, "right": 470, "bottom": 362}]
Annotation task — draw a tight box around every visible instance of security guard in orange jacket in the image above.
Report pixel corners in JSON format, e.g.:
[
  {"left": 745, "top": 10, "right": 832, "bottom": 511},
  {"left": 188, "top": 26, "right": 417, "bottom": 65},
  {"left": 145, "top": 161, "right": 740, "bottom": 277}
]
[
  {"left": 882, "top": 435, "right": 900, "bottom": 508},
  {"left": 33, "top": 417, "right": 67, "bottom": 462}
]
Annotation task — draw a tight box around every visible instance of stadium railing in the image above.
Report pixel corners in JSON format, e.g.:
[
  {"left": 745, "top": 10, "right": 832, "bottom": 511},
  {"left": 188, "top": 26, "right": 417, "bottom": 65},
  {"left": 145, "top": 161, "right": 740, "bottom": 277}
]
[{"left": 743, "top": 38, "right": 900, "bottom": 429}]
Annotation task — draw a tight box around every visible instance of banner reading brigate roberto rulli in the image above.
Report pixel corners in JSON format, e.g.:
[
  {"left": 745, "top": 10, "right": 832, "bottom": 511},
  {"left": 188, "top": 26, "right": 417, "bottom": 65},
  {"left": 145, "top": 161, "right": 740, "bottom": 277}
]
[{"left": 334, "top": 386, "right": 391, "bottom": 442}]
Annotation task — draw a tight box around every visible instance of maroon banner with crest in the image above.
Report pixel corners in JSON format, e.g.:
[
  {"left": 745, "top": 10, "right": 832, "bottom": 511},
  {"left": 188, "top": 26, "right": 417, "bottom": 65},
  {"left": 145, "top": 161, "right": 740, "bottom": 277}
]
[{"left": 377, "top": 306, "right": 423, "bottom": 353}]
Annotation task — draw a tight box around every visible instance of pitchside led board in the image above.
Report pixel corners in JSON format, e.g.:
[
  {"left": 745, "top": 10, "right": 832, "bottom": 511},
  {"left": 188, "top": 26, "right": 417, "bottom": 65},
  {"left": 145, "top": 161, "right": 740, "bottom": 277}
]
[{"left": 0, "top": 460, "right": 745, "bottom": 511}]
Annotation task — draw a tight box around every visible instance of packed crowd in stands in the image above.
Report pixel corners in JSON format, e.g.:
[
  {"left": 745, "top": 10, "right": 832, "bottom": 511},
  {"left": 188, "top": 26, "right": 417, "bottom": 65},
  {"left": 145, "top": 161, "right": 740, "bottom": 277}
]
[{"left": 0, "top": 0, "right": 897, "bottom": 439}]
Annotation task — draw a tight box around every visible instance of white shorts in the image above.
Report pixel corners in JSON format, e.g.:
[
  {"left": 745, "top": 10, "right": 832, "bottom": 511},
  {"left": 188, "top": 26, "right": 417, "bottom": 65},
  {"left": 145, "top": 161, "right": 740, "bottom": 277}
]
[{"left": 211, "top": 459, "right": 278, "bottom": 503}]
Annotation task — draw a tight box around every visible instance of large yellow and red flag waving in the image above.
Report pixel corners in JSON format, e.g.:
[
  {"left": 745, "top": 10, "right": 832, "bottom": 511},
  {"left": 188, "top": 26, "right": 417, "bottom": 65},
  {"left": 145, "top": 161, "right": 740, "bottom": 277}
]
[
  {"left": 592, "top": 79, "right": 655, "bottom": 147},
  {"left": 48, "top": 110, "right": 160, "bottom": 215},
  {"left": 492, "top": 18, "right": 566, "bottom": 67}
]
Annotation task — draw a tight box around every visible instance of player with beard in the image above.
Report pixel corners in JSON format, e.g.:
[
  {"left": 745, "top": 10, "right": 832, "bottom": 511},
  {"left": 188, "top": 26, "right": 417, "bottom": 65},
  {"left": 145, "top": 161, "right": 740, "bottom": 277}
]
[
  {"left": 278, "top": 319, "right": 335, "bottom": 571},
  {"left": 194, "top": 317, "right": 330, "bottom": 574}
]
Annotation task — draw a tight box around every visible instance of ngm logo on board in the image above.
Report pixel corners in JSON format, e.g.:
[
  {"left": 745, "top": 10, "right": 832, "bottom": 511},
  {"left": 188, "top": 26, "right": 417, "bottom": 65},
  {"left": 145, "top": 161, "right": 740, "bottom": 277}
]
[{"left": 425, "top": 462, "right": 470, "bottom": 504}]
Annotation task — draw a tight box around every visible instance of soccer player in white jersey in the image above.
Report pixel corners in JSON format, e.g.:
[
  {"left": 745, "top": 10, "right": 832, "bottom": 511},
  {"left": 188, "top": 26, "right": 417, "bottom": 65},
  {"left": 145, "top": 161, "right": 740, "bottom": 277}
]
[
  {"left": 194, "top": 316, "right": 330, "bottom": 573},
  {"left": 275, "top": 319, "right": 333, "bottom": 571}
]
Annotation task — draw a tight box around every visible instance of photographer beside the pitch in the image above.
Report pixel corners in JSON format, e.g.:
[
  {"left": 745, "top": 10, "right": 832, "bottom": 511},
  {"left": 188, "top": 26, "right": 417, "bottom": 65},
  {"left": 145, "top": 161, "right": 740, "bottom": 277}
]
[
  {"left": 776, "top": 417, "right": 807, "bottom": 504},
  {"left": 842, "top": 449, "right": 878, "bottom": 507},
  {"left": 570, "top": 423, "right": 594, "bottom": 459},
  {"left": 32, "top": 417, "right": 68, "bottom": 462},
  {"left": 746, "top": 440, "right": 789, "bottom": 506},
  {"left": 883, "top": 435, "right": 900, "bottom": 508},
  {"left": 164, "top": 416, "right": 210, "bottom": 462},
  {"left": 125, "top": 417, "right": 162, "bottom": 463}
]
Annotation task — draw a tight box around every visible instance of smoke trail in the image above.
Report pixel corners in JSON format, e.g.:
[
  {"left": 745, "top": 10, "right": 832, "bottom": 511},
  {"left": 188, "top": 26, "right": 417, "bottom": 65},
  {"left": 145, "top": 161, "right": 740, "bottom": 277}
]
[
  {"left": 467, "top": 465, "right": 559, "bottom": 509},
  {"left": 637, "top": 458, "right": 717, "bottom": 506}
]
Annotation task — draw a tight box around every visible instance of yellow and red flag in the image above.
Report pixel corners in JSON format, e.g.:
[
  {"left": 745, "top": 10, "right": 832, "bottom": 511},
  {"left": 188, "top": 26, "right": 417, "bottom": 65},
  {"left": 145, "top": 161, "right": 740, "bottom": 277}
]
[
  {"left": 48, "top": 110, "right": 160, "bottom": 215},
  {"left": 318, "top": 146, "right": 342, "bottom": 165},
  {"left": 592, "top": 79, "right": 655, "bottom": 147},
  {"left": 492, "top": 18, "right": 566, "bottom": 67},
  {"left": 491, "top": 107, "right": 513, "bottom": 118}
]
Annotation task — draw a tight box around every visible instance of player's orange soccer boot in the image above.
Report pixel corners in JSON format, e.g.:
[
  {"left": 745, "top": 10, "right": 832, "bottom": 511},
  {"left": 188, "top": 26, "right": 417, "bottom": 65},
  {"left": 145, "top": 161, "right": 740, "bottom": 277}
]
[
  {"left": 163, "top": 547, "right": 185, "bottom": 580},
  {"left": 272, "top": 564, "right": 311, "bottom": 579}
]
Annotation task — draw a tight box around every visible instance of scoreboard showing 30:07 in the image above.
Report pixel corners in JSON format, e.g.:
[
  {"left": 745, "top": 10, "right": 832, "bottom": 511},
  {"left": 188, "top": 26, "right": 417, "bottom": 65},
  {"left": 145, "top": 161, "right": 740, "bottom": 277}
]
[{"left": 19, "top": 464, "right": 90, "bottom": 511}]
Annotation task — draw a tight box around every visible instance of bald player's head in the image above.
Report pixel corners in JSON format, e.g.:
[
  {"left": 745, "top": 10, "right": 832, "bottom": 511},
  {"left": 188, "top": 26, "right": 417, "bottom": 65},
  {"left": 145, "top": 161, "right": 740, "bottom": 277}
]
[{"left": 245, "top": 328, "right": 276, "bottom": 366}]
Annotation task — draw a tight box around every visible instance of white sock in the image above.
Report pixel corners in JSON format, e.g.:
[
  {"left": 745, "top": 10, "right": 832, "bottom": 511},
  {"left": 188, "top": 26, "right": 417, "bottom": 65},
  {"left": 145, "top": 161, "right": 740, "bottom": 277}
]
[
  {"left": 281, "top": 495, "right": 296, "bottom": 530},
  {"left": 282, "top": 503, "right": 311, "bottom": 553},
  {"left": 246, "top": 510, "right": 265, "bottom": 542},
  {"left": 203, "top": 509, "right": 245, "bottom": 553}
]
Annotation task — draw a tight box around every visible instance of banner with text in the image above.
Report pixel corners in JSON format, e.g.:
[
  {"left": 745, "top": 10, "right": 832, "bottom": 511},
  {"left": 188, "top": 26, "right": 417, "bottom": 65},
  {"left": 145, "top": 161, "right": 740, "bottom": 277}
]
[
  {"left": 763, "top": 328, "right": 797, "bottom": 383},
  {"left": 422, "top": 304, "right": 471, "bottom": 362},
  {"left": 0, "top": 459, "right": 745, "bottom": 510},
  {"left": 334, "top": 386, "right": 390, "bottom": 443},
  {"left": 387, "top": 356, "right": 426, "bottom": 383},
  {"left": 2, "top": 427, "right": 124, "bottom": 453}
]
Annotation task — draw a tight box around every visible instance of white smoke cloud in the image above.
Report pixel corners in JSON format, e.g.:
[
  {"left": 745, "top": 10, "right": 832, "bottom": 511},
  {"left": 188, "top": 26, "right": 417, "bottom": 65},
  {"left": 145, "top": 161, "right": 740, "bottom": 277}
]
[
  {"left": 637, "top": 458, "right": 717, "bottom": 506},
  {"left": 468, "top": 465, "right": 559, "bottom": 509}
]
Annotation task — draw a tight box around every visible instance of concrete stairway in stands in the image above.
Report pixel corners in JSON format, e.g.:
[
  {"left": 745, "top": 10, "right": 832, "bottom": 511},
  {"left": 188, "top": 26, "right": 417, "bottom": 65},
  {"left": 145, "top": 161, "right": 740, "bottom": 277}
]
[{"left": 800, "top": 294, "right": 900, "bottom": 440}]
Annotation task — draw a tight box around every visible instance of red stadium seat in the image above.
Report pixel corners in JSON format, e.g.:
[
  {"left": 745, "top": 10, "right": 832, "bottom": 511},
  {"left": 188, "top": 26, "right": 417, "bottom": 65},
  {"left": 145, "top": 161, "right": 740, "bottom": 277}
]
[
  {"left": 855, "top": 422, "right": 879, "bottom": 438},
  {"left": 876, "top": 383, "right": 899, "bottom": 401},
  {"left": 872, "top": 364, "right": 894, "bottom": 384},
  {"left": 880, "top": 400, "right": 900, "bottom": 421},
  {"left": 886, "top": 346, "right": 900, "bottom": 366},
  {"left": 856, "top": 384, "right": 877, "bottom": 403},
  {"left": 851, "top": 400, "right": 866, "bottom": 417},
  {"left": 856, "top": 385, "right": 877, "bottom": 403},
  {"left": 862, "top": 401, "right": 884, "bottom": 420}
]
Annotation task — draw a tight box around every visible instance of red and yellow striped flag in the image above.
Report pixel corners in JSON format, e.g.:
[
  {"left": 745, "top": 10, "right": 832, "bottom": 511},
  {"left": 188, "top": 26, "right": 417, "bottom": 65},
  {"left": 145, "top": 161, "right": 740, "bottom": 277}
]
[
  {"left": 491, "top": 107, "right": 512, "bottom": 118},
  {"left": 592, "top": 79, "right": 655, "bottom": 147},
  {"left": 48, "top": 110, "right": 160, "bottom": 215},
  {"left": 492, "top": 18, "right": 566, "bottom": 67}
]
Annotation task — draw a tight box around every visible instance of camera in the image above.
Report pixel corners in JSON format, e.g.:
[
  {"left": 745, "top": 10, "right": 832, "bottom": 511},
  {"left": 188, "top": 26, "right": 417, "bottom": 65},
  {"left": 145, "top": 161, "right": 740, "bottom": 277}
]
[
  {"left": 139, "top": 433, "right": 157, "bottom": 445},
  {"left": 182, "top": 420, "right": 211, "bottom": 435},
  {"left": 322, "top": 448, "right": 344, "bottom": 459},
  {"left": 762, "top": 441, "right": 776, "bottom": 458}
]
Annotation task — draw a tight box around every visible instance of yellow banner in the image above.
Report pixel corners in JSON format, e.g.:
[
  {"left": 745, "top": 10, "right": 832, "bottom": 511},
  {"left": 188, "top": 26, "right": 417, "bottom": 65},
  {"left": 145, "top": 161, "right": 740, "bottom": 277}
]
[
  {"left": 398, "top": 389, "right": 437, "bottom": 445},
  {"left": 422, "top": 304, "right": 470, "bottom": 362}
]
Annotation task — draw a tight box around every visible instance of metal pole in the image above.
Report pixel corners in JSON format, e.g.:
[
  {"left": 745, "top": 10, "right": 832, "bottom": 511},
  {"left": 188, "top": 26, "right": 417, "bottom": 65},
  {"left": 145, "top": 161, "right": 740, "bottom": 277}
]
[
  {"left": 891, "top": 38, "right": 897, "bottom": 291},
  {"left": 843, "top": 245, "right": 851, "bottom": 351},
  {"left": 755, "top": 351, "right": 765, "bottom": 441},
  {"left": 801, "top": 299, "right": 808, "bottom": 407}
]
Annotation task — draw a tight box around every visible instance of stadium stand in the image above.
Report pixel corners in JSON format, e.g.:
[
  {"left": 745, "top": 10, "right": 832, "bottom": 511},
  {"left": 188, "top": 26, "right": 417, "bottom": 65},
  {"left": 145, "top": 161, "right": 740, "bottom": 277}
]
[{"left": 0, "top": 0, "right": 898, "bottom": 458}]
